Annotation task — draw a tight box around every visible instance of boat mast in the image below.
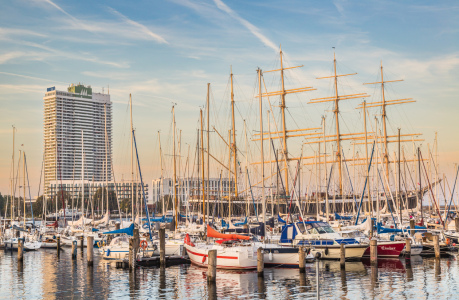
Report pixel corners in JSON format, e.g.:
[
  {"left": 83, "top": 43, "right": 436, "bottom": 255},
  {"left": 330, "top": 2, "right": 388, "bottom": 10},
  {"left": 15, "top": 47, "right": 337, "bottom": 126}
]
[
  {"left": 332, "top": 51, "right": 344, "bottom": 194},
  {"left": 81, "top": 130, "right": 85, "bottom": 228},
  {"left": 104, "top": 103, "right": 109, "bottom": 216},
  {"left": 258, "top": 68, "right": 266, "bottom": 233},
  {"left": 311, "top": 50, "right": 368, "bottom": 195},
  {"left": 200, "top": 109, "right": 205, "bottom": 223},
  {"left": 207, "top": 83, "right": 210, "bottom": 223},
  {"left": 130, "top": 94, "right": 134, "bottom": 223},
  {"left": 158, "top": 131, "right": 164, "bottom": 214},
  {"left": 228, "top": 130, "right": 232, "bottom": 221},
  {"left": 279, "top": 47, "right": 289, "bottom": 194},
  {"left": 173, "top": 105, "right": 178, "bottom": 229},
  {"left": 323, "top": 116, "right": 329, "bottom": 221},
  {"left": 230, "top": 70, "right": 238, "bottom": 198},
  {"left": 23, "top": 150, "right": 25, "bottom": 230},
  {"left": 362, "top": 101, "right": 371, "bottom": 215},
  {"left": 11, "top": 126, "right": 15, "bottom": 224}
]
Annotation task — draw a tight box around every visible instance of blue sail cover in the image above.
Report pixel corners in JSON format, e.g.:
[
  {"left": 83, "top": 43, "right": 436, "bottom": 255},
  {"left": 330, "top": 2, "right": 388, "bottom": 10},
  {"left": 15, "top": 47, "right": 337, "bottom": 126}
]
[
  {"left": 278, "top": 214, "right": 287, "bottom": 224},
  {"left": 335, "top": 213, "right": 352, "bottom": 220},
  {"left": 221, "top": 219, "right": 229, "bottom": 229},
  {"left": 376, "top": 222, "right": 427, "bottom": 234},
  {"left": 234, "top": 217, "right": 247, "bottom": 226},
  {"left": 143, "top": 216, "right": 173, "bottom": 223},
  {"left": 103, "top": 223, "right": 134, "bottom": 236}
]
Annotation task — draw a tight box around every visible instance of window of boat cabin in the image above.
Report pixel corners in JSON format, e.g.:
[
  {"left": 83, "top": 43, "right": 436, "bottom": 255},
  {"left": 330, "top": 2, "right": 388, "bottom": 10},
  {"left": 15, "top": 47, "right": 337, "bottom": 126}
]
[{"left": 311, "top": 222, "right": 335, "bottom": 234}]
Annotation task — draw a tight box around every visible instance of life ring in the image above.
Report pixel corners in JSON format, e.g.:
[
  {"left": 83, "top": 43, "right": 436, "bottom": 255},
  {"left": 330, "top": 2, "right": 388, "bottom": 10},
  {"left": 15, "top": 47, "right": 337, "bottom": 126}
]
[
  {"left": 140, "top": 240, "right": 148, "bottom": 250},
  {"left": 97, "top": 241, "right": 102, "bottom": 248}
]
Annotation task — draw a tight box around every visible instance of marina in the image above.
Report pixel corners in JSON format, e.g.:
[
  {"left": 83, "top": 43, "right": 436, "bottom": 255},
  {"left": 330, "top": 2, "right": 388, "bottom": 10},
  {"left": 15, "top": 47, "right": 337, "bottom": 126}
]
[{"left": 1, "top": 1, "right": 459, "bottom": 299}]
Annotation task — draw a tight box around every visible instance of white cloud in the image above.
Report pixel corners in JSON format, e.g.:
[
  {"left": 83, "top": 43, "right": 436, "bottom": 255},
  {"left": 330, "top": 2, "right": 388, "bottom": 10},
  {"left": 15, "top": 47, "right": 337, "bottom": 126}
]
[
  {"left": 107, "top": 7, "right": 168, "bottom": 44},
  {"left": 213, "top": 0, "right": 277, "bottom": 52}
]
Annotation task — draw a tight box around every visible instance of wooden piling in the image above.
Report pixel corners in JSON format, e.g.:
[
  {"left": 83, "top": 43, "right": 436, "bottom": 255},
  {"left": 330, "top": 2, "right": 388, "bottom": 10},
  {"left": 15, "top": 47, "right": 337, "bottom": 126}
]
[
  {"left": 80, "top": 236, "right": 84, "bottom": 250},
  {"left": 410, "top": 219, "right": 415, "bottom": 236},
  {"left": 370, "top": 239, "right": 378, "bottom": 265},
  {"left": 257, "top": 248, "right": 264, "bottom": 277},
  {"left": 405, "top": 238, "right": 411, "bottom": 259},
  {"left": 207, "top": 249, "right": 217, "bottom": 282},
  {"left": 370, "top": 218, "right": 374, "bottom": 238},
  {"left": 129, "top": 238, "right": 135, "bottom": 270},
  {"left": 72, "top": 240, "right": 77, "bottom": 260},
  {"left": 455, "top": 217, "right": 459, "bottom": 232},
  {"left": 115, "top": 222, "right": 120, "bottom": 237},
  {"left": 299, "top": 247, "right": 306, "bottom": 273},
  {"left": 433, "top": 235, "right": 440, "bottom": 259},
  {"left": 340, "top": 243, "right": 346, "bottom": 269},
  {"left": 159, "top": 228, "right": 165, "bottom": 267},
  {"left": 57, "top": 236, "right": 60, "bottom": 255},
  {"left": 87, "top": 236, "right": 94, "bottom": 266},
  {"left": 17, "top": 238, "right": 24, "bottom": 262}
]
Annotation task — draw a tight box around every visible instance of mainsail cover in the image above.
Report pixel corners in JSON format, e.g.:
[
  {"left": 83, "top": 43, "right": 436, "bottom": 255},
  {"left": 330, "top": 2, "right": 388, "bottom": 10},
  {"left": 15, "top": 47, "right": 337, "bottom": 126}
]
[
  {"left": 207, "top": 224, "right": 250, "bottom": 240},
  {"left": 103, "top": 223, "right": 134, "bottom": 236}
]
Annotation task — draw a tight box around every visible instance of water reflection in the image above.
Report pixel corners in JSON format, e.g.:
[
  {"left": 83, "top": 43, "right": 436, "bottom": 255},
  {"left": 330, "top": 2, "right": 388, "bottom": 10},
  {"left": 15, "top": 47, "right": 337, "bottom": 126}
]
[{"left": 2, "top": 249, "right": 459, "bottom": 299}]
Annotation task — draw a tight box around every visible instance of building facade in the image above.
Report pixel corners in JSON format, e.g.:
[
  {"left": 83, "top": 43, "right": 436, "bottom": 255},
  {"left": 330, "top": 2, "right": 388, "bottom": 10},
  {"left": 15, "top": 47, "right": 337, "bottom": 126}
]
[
  {"left": 47, "top": 180, "right": 148, "bottom": 203},
  {"left": 43, "top": 84, "right": 112, "bottom": 197},
  {"left": 151, "top": 177, "right": 235, "bottom": 204}
]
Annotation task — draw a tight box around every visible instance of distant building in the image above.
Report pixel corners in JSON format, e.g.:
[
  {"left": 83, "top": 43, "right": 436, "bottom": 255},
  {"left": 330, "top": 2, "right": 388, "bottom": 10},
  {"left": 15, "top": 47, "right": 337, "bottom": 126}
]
[
  {"left": 151, "top": 177, "right": 235, "bottom": 204},
  {"left": 43, "top": 84, "right": 112, "bottom": 197},
  {"left": 47, "top": 180, "right": 148, "bottom": 203}
]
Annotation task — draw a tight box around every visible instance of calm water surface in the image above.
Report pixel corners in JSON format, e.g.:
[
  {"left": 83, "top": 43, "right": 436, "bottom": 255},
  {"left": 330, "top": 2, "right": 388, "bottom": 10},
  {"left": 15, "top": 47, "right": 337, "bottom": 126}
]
[{"left": 1, "top": 248, "right": 458, "bottom": 299}]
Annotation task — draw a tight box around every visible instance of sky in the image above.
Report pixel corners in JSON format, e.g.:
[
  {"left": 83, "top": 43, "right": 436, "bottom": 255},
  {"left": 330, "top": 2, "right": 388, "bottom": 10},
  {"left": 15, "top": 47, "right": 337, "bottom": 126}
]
[{"left": 1, "top": 0, "right": 458, "bottom": 199}]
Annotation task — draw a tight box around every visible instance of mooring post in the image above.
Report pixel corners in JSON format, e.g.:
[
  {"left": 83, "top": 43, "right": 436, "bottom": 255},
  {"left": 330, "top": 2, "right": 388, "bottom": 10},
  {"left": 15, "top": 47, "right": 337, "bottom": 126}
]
[
  {"left": 72, "top": 240, "right": 77, "bottom": 260},
  {"left": 57, "top": 236, "right": 61, "bottom": 256},
  {"left": 129, "top": 238, "right": 135, "bottom": 270},
  {"left": 257, "top": 247, "right": 264, "bottom": 277},
  {"left": 115, "top": 222, "right": 120, "bottom": 237},
  {"left": 410, "top": 219, "right": 415, "bottom": 236},
  {"left": 405, "top": 238, "right": 411, "bottom": 260},
  {"left": 87, "top": 236, "right": 94, "bottom": 266},
  {"left": 299, "top": 247, "right": 306, "bottom": 273},
  {"left": 340, "top": 243, "right": 346, "bottom": 269},
  {"left": 207, "top": 249, "right": 217, "bottom": 282},
  {"left": 433, "top": 235, "right": 440, "bottom": 259},
  {"left": 370, "top": 218, "right": 374, "bottom": 238},
  {"left": 370, "top": 239, "right": 378, "bottom": 265},
  {"left": 17, "top": 238, "right": 24, "bottom": 262},
  {"left": 159, "top": 228, "right": 165, "bottom": 267},
  {"left": 455, "top": 217, "right": 459, "bottom": 232}
]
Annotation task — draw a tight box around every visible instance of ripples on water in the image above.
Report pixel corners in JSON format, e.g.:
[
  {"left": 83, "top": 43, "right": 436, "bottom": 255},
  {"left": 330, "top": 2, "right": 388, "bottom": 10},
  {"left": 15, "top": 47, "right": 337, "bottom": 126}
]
[{"left": 1, "top": 249, "right": 458, "bottom": 299}]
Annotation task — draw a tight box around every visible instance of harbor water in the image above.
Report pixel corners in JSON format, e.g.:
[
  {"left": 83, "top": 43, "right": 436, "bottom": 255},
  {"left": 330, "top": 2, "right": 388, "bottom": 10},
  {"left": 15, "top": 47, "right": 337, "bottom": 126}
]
[{"left": 1, "top": 249, "right": 458, "bottom": 299}]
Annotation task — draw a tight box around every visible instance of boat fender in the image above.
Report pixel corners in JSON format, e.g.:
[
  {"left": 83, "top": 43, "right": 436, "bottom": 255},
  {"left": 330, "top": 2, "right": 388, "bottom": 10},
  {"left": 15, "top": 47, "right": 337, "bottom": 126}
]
[
  {"left": 202, "top": 255, "right": 207, "bottom": 263},
  {"left": 324, "top": 247, "right": 329, "bottom": 256},
  {"left": 306, "top": 247, "right": 311, "bottom": 255},
  {"left": 315, "top": 252, "right": 321, "bottom": 259},
  {"left": 269, "top": 252, "right": 273, "bottom": 261},
  {"left": 106, "top": 249, "right": 111, "bottom": 257},
  {"left": 446, "top": 238, "right": 451, "bottom": 245}
]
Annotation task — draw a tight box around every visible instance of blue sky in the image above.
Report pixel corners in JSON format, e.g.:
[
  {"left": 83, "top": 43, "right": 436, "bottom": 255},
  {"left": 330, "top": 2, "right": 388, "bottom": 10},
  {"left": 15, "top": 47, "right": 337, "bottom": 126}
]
[{"left": 1, "top": 0, "right": 458, "bottom": 198}]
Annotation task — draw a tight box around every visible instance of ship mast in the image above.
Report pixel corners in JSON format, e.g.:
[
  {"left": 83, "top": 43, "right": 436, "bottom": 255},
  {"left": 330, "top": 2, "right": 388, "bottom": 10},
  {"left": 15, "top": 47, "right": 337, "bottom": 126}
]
[
  {"left": 362, "top": 62, "right": 417, "bottom": 179},
  {"left": 230, "top": 69, "right": 238, "bottom": 198},
  {"left": 253, "top": 47, "right": 317, "bottom": 198},
  {"left": 310, "top": 50, "right": 369, "bottom": 194}
]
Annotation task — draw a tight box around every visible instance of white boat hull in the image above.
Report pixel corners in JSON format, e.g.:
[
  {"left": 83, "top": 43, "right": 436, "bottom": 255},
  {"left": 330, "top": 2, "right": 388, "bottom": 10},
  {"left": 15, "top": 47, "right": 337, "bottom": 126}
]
[{"left": 184, "top": 243, "right": 257, "bottom": 270}]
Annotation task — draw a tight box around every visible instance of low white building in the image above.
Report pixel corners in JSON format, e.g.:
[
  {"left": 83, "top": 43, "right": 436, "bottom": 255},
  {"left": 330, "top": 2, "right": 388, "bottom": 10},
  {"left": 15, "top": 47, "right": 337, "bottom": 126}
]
[{"left": 151, "top": 177, "right": 235, "bottom": 204}]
